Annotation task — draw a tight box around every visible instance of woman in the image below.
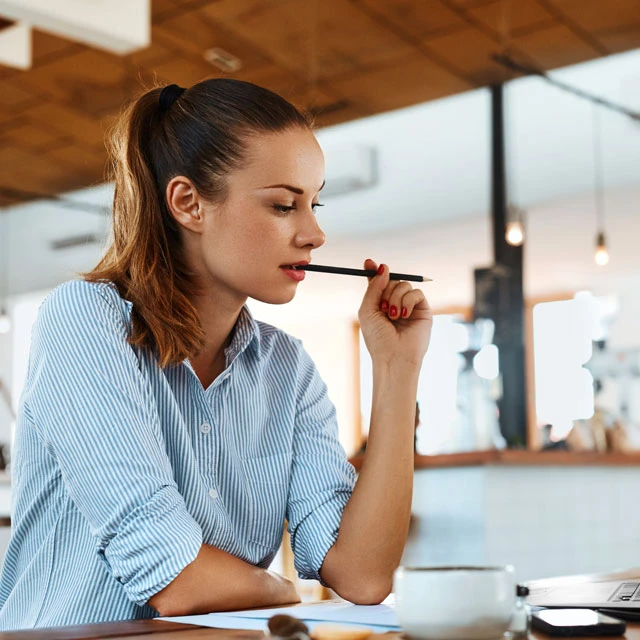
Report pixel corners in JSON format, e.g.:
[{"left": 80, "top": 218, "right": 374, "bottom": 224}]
[{"left": 0, "top": 79, "right": 432, "bottom": 629}]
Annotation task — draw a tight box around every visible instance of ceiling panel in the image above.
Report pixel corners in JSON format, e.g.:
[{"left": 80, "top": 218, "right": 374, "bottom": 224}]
[
  {"left": 152, "top": 54, "right": 219, "bottom": 88},
  {"left": 200, "top": 0, "right": 416, "bottom": 80},
  {"left": 153, "top": 8, "right": 270, "bottom": 68},
  {"left": 23, "top": 102, "right": 106, "bottom": 150},
  {"left": 123, "top": 39, "right": 177, "bottom": 68},
  {"left": 0, "top": 0, "right": 638, "bottom": 206},
  {"left": 17, "top": 50, "right": 134, "bottom": 116},
  {"left": 330, "top": 50, "right": 472, "bottom": 114},
  {"left": 31, "top": 30, "right": 80, "bottom": 64},
  {"left": 0, "top": 144, "right": 91, "bottom": 197},
  {"left": 0, "top": 78, "right": 41, "bottom": 111},
  {"left": 46, "top": 144, "right": 106, "bottom": 179},
  {"left": 513, "top": 23, "right": 601, "bottom": 69},
  {"left": 424, "top": 27, "right": 513, "bottom": 85},
  {"left": 354, "top": 0, "right": 466, "bottom": 40},
  {"left": 468, "top": 0, "right": 555, "bottom": 37},
  {"left": 546, "top": 0, "right": 640, "bottom": 53},
  {"left": 0, "top": 121, "right": 68, "bottom": 150}
]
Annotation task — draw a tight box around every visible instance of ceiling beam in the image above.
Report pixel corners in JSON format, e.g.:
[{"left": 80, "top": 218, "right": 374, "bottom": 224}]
[
  {"left": 0, "top": 21, "right": 30, "bottom": 69},
  {"left": 0, "top": 0, "right": 149, "bottom": 56}
]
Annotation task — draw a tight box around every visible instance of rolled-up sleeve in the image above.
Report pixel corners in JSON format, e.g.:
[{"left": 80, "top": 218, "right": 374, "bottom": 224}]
[
  {"left": 286, "top": 347, "right": 356, "bottom": 582},
  {"left": 23, "top": 281, "right": 202, "bottom": 605}
]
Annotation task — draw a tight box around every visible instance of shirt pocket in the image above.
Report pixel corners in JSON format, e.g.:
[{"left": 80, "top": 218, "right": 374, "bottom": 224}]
[{"left": 242, "top": 452, "right": 290, "bottom": 551}]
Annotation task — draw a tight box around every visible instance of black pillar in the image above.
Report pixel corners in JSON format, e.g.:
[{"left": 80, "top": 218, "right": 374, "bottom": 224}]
[{"left": 489, "top": 84, "right": 527, "bottom": 447}]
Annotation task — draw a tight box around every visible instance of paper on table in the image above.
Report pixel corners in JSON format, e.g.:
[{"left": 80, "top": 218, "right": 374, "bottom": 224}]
[
  {"left": 218, "top": 602, "right": 399, "bottom": 626},
  {"left": 161, "top": 614, "right": 269, "bottom": 630},
  {"left": 161, "top": 600, "right": 400, "bottom": 632}
]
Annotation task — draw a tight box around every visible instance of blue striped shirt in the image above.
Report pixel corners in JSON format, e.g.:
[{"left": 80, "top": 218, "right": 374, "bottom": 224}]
[{"left": 0, "top": 280, "right": 355, "bottom": 630}]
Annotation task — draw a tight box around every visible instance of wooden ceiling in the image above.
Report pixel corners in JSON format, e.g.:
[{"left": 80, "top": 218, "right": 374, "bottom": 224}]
[{"left": 1, "top": 0, "right": 639, "bottom": 207}]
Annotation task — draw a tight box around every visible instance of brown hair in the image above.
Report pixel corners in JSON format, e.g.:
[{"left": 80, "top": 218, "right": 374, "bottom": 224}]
[{"left": 85, "top": 78, "right": 312, "bottom": 368}]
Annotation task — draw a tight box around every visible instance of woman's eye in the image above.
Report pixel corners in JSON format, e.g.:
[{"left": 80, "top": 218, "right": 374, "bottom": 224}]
[
  {"left": 273, "top": 204, "right": 295, "bottom": 215},
  {"left": 312, "top": 203, "right": 325, "bottom": 213}
]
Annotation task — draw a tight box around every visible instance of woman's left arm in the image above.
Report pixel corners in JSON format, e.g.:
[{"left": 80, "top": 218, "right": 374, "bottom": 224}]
[{"left": 320, "top": 259, "right": 432, "bottom": 604}]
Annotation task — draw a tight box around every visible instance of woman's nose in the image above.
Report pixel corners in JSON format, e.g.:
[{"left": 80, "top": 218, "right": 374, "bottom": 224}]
[{"left": 296, "top": 212, "right": 326, "bottom": 249}]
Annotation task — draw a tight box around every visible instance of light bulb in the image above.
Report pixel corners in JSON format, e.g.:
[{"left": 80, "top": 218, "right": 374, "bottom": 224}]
[
  {"left": 0, "top": 312, "right": 10, "bottom": 335},
  {"left": 594, "top": 231, "right": 609, "bottom": 266},
  {"left": 505, "top": 220, "right": 524, "bottom": 246}
]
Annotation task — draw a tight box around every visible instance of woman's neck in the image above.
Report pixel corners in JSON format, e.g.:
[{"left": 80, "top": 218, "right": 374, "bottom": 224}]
[{"left": 189, "top": 289, "right": 246, "bottom": 389}]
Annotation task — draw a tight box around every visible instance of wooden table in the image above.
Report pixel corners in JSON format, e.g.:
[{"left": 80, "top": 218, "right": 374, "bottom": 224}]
[
  {"left": 3, "top": 570, "right": 640, "bottom": 640},
  {"left": 2, "top": 617, "right": 639, "bottom": 640}
]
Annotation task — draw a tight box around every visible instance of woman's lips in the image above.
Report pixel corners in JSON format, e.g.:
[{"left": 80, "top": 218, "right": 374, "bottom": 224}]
[{"left": 280, "top": 266, "right": 306, "bottom": 282}]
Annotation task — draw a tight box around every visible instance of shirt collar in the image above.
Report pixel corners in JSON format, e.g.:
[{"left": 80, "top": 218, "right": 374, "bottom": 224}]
[{"left": 225, "top": 305, "right": 261, "bottom": 363}]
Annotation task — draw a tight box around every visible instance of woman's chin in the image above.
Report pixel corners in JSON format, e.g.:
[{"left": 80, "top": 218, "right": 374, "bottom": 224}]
[{"left": 252, "top": 287, "right": 298, "bottom": 306}]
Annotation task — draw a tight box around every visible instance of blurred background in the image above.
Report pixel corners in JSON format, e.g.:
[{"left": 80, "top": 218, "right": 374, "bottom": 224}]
[{"left": 1, "top": 0, "right": 640, "bottom": 592}]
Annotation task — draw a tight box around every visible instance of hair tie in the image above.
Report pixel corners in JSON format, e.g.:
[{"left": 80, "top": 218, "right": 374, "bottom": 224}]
[{"left": 159, "top": 84, "right": 185, "bottom": 112}]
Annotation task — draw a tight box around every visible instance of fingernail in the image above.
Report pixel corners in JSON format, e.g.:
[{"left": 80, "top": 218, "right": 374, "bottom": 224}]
[
  {"left": 380, "top": 300, "right": 389, "bottom": 312},
  {"left": 390, "top": 305, "right": 398, "bottom": 317},
  {"left": 402, "top": 307, "right": 408, "bottom": 317},
  {"left": 377, "top": 264, "right": 384, "bottom": 275}
]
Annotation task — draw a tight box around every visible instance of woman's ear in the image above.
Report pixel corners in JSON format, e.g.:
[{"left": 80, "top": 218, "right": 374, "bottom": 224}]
[{"left": 166, "top": 176, "right": 204, "bottom": 233}]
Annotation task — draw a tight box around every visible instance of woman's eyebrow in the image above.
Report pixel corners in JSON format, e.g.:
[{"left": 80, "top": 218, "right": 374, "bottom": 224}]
[{"left": 261, "top": 180, "right": 326, "bottom": 195}]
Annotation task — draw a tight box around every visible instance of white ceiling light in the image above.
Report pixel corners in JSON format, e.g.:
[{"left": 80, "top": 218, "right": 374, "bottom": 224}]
[
  {"left": 0, "top": 22, "right": 30, "bottom": 69},
  {"left": 0, "top": 0, "right": 149, "bottom": 69}
]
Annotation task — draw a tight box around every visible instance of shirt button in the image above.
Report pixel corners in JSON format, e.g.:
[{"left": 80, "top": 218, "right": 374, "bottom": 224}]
[
  {"left": 209, "top": 489, "right": 218, "bottom": 499},
  {"left": 200, "top": 423, "right": 211, "bottom": 434}
]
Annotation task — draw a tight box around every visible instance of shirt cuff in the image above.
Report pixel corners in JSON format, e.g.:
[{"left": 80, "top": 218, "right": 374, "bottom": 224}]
[
  {"left": 291, "top": 491, "right": 350, "bottom": 584},
  {"left": 102, "top": 486, "right": 203, "bottom": 606}
]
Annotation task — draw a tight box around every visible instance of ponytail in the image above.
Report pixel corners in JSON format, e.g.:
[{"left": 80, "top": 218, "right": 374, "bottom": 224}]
[{"left": 85, "top": 87, "right": 204, "bottom": 367}]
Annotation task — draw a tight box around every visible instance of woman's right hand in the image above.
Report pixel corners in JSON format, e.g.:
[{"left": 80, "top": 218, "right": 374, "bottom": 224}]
[{"left": 358, "top": 258, "right": 433, "bottom": 370}]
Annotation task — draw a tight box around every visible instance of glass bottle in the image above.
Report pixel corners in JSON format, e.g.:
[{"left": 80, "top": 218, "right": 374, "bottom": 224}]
[{"left": 509, "top": 585, "right": 531, "bottom": 639}]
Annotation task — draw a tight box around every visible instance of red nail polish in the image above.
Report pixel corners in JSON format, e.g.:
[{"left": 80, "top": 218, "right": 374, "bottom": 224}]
[
  {"left": 381, "top": 300, "right": 389, "bottom": 312},
  {"left": 390, "top": 306, "right": 398, "bottom": 317},
  {"left": 402, "top": 307, "right": 408, "bottom": 317},
  {"left": 377, "top": 264, "right": 384, "bottom": 275}
]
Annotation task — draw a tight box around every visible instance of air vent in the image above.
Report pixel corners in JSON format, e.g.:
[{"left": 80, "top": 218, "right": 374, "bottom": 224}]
[
  {"left": 50, "top": 233, "right": 104, "bottom": 251},
  {"left": 321, "top": 144, "right": 378, "bottom": 198}
]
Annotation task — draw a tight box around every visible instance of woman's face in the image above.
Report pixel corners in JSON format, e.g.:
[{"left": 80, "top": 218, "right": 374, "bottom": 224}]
[{"left": 191, "top": 127, "right": 326, "bottom": 306}]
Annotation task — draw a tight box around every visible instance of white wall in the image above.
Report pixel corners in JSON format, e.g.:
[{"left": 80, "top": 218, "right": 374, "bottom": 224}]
[{"left": 407, "top": 465, "right": 640, "bottom": 583}]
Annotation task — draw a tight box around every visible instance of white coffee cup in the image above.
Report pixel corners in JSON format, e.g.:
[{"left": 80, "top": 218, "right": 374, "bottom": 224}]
[{"left": 394, "top": 565, "right": 516, "bottom": 640}]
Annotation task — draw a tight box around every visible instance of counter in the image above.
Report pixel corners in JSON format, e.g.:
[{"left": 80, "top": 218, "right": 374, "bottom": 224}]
[
  {"left": 348, "top": 450, "right": 640, "bottom": 584},
  {"left": 349, "top": 449, "right": 640, "bottom": 471}
]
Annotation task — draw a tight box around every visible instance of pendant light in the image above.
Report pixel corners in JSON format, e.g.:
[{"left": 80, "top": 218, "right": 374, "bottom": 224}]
[
  {"left": 505, "top": 205, "right": 525, "bottom": 247},
  {"left": 592, "top": 105, "right": 609, "bottom": 266},
  {"left": 499, "top": 0, "right": 525, "bottom": 249}
]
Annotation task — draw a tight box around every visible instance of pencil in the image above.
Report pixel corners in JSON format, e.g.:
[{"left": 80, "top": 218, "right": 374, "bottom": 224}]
[{"left": 293, "top": 264, "right": 432, "bottom": 283}]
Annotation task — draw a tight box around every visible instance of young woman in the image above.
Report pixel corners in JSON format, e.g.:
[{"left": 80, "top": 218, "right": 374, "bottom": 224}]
[{"left": 0, "top": 79, "right": 432, "bottom": 630}]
